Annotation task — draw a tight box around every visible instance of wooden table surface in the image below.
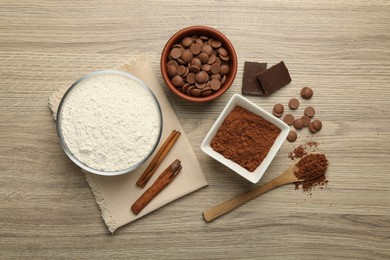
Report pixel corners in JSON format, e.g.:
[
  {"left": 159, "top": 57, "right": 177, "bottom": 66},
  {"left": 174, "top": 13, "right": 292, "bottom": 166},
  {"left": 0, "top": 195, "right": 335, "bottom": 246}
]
[{"left": 1, "top": 1, "right": 389, "bottom": 259}]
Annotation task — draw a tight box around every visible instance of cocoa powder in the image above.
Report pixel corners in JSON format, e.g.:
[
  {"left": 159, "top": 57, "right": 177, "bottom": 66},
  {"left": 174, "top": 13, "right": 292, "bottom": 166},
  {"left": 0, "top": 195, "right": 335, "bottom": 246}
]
[
  {"left": 294, "top": 153, "right": 329, "bottom": 192},
  {"left": 288, "top": 141, "right": 319, "bottom": 160},
  {"left": 211, "top": 105, "right": 281, "bottom": 172}
]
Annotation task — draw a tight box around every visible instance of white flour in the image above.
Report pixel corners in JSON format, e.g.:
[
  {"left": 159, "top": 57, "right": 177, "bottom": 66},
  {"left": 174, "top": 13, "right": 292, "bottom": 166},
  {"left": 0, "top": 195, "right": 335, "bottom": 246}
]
[{"left": 59, "top": 73, "right": 161, "bottom": 173}]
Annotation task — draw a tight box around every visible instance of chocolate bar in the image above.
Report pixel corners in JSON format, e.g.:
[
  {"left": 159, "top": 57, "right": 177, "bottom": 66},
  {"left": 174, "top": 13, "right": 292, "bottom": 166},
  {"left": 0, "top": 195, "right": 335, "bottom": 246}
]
[
  {"left": 257, "top": 61, "right": 291, "bottom": 95},
  {"left": 242, "top": 62, "right": 267, "bottom": 96}
]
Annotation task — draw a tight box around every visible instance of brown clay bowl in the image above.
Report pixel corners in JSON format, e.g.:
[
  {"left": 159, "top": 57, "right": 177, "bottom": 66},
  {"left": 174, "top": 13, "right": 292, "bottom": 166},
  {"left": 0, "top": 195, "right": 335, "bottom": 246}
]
[{"left": 161, "top": 26, "right": 238, "bottom": 103}]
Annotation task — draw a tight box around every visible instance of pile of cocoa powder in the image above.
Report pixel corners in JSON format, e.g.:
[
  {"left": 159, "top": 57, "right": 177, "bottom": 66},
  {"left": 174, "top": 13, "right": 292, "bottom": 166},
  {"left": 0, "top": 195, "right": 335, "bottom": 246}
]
[{"left": 289, "top": 142, "right": 330, "bottom": 192}]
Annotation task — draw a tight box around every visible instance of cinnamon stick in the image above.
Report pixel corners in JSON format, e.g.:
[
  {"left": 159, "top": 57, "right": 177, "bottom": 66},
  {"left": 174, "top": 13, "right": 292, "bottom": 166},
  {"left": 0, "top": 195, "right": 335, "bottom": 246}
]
[
  {"left": 136, "top": 130, "right": 181, "bottom": 188},
  {"left": 131, "top": 159, "right": 182, "bottom": 215}
]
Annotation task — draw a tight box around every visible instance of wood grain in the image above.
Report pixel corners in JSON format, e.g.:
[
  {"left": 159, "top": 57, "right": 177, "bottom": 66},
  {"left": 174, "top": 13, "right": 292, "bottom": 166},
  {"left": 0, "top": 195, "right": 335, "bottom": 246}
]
[{"left": 1, "top": 0, "right": 389, "bottom": 259}]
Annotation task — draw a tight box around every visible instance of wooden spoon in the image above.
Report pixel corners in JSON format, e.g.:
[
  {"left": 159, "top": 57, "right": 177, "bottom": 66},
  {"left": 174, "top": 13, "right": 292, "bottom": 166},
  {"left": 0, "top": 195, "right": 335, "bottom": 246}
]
[{"left": 203, "top": 155, "right": 324, "bottom": 222}]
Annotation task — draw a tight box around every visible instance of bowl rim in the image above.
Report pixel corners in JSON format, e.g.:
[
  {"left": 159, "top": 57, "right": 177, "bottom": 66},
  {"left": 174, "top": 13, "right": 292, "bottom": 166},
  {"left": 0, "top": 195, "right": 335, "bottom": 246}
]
[
  {"left": 56, "top": 70, "right": 163, "bottom": 176},
  {"left": 161, "top": 25, "right": 238, "bottom": 103},
  {"left": 200, "top": 94, "right": 290, "bottom": 183}
]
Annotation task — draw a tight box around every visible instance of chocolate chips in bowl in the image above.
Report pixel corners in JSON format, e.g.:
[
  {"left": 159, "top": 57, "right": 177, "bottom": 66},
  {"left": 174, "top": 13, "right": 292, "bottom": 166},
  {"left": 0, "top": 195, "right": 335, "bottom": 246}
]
[{"left": 161, "top": 26, "right": 238, "bottom": 103}]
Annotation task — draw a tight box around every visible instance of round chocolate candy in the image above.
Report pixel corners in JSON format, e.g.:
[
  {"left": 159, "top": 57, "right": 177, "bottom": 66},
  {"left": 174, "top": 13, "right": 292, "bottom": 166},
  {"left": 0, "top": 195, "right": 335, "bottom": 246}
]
[
  {"left": 312, "top": 119, "right": 322, "bottom": 131},
  {"left": 304, "top": 106, "right": 315, "bottom": 118},
  {"left": 167, "top": 65, "right": 176, "bottom": 77},
  {"left": 170, "top": 48, "right": 182, "bottom": 59},
  {"left": 287, "top": 131, "right": 297, "bottom": 142},
  {"left": 181, "top": 50, "right": 193, "bottom": 63},
  {"left": 201, "top": 45, "right": 213, "bottom": 56},
  {"left": 195, "top": 71, "right": 209, "bottom": 84},
  {"left": 301, "top": 116, "right": 311, "bottom": 127},
  {"left": 197, "top": 52, "right": 209, "bottom": 64},
  {"left": 301, "top": 87, "right": 313, "bottom": 99},
  {"left": 220, "top": 64, "right": 229, "bottom": 75},
  {"left": 181, "top": 37, "right": 192, "bottom": 48},
  {"left": 176, "top": 65, "right": 186, "bottom": 76},
  {"left": 288, "top": 98, "right": 300, "bottom": 110},
  {"left": 209, "top": 79, "right": 221, "bottom": 90},
  {"left": 293, "top": 118, "right": 304, "bottom": 130},
  {"left": 283, "top": 114, "right": 295, "bottom": 126},
  {"left": 273, "top": 103, "right": 284, "bottom": 114},
  {"left": 172, "top": 75, "right": 183, "bottom": 87},
  {"left": 190, "top": 43, "right": 201, "bottom": 55},
  {"left": 210, "top": 63, "right": 221, "bottom": 74},
  {"left": 186, "top": 73, "right": 196, "bottom": 84}
]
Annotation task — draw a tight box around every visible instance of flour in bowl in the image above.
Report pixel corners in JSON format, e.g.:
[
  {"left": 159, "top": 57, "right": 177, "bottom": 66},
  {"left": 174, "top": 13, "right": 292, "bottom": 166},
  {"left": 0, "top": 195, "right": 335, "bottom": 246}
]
[{"left": 59, "top": 72, "right": 161, "bottom": 173}]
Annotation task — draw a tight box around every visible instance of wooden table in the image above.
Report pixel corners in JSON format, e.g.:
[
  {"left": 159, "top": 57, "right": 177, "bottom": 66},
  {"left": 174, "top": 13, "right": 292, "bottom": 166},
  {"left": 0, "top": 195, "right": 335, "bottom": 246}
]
[{"left": 1, "top": 1, "right": 389, "bottom": 259}]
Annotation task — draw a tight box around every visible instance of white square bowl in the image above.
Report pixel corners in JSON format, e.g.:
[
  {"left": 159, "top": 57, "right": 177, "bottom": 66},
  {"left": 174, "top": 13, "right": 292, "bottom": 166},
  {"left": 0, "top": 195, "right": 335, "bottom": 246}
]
[{"left": 201, "top": 94, "right": 290, "bottom": 184}]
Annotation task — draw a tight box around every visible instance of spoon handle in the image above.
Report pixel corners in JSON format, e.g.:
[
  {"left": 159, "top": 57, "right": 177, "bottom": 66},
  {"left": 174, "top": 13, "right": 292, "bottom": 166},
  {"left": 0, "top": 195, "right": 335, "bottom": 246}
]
[{"left": 203, "top": 179, "right": 283, "bottom": 222}]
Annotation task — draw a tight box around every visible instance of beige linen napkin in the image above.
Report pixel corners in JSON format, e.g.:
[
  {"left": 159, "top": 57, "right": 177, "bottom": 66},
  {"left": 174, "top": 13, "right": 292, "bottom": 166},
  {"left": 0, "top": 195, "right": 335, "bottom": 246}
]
[{"left": 49, "top": 56, "right": 208, "bottom": 233}]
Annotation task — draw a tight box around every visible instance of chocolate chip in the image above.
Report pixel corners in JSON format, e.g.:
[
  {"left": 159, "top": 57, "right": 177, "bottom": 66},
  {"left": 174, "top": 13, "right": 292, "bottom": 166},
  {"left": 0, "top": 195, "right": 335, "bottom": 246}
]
[
  {"left": 191, "top": 58, "right": 201, "bottom": 68},
  {"left": 288, "top": 98, "right": 300, "bottom": 110},
  {"left": 210, "top": 63, "right": 221, "bottom": 74},
  {"left": 167, "top": 65, "right": 176, "bottom": 77},
  {"left": 219, "top": 54, "right": 230, "bottom": 62},
  {"left": 273, "top": 110, "right": 282, "bottom": 117},
  {"left": 287, "top": 131, "right": 297, "bottom": 142},
  {"left": 186, "top": 73, "right": 196, "bottom": 84},
  {"left": 201, "top": 45, "right": 213, "bottom": 56},
  {"left": 195, "top": 82, "right": 206, "bottom": 89},
  {"left": 201, "top": 64, "right": 211, "bottom": 72},
  {"left": 181, "top": 50, "right": 193, "bottom": 63},
  {"left": 211, "top": 73, "right": 221, "bottom": 80},
  {"left": 190, "top": 43, "right": 201, "bottom": 55},
  {"left": 218, "top": 47, "right": 228, "bottom": 57},
  {"left": 220, "top": 64, "right": 229, "bottom": 75},
  {"left": 210, "top": 39, "right": 222, "bottom": 48},
  {"left": 221, "top": 75, "right": 227, "bottom": 85},
  {"left": 273, "top": 103, "right": 284, "bottom": 114},
  {"left": 293, "top": 118, "right": 304, "bottom": 130},
  {"left": 170, "top": 48, "right": 182, "bottom": 59},
  {"left": 304, "top": 106, "right": 315, "bottom": 118},
  {"left": 182, "top": 37, "right": 192, "bottom": 48},
  {"left": 309, "top": 122, "right": 318, "bottom": 133},
  {"left": 176, "top": 65, "right": 186, "bottom": 76},
  {"left": 207, "top": 54, "right": 217, "bottom": 65},
  {"left": 198, "top": 53, "right": 209, "bottom": 64},
  {"left": 172, "top": 75, "right": 183, "bottom": 87},
  {"left": 167, "top": 60, "right": 178, "bottom": 68},
  {"left": 190, "top": 87, "right": 202, "bottom": 97},
  {"left": 182, "top": 83, "right": 190, "bottom": 93},
  {"left": 209, "top": 79, "right": 221, "bottom": 90},
  {"left": 301, "top": 116, "right": 311, "bottom": 127},
  {"left": 283, "top": 114, "right": 295, "bottom": 125},
  {"left": 196, "top": 71, "right": 209, "bottom": 84},
  {"left": 189, "top": 65, "right": 200, "bottom": 73},
  {"left": 301, "top": 87, "right": 313, "bottom": 99},
  {"left": 312, "top": 119, "right": 322, "bottom": 131}
]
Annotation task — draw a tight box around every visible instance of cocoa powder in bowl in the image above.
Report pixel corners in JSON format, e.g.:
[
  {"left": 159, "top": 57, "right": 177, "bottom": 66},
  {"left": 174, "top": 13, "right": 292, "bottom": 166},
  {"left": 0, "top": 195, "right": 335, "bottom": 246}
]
[{"left": 210, "top": 105, "right": 281, "bottom": 172}]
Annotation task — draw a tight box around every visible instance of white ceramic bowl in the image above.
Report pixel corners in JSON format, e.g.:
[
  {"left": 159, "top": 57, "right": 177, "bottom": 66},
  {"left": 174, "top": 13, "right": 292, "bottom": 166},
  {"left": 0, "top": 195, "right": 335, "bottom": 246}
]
[{"left": 201, "top": 94, "right": 290, "bottom": 183}]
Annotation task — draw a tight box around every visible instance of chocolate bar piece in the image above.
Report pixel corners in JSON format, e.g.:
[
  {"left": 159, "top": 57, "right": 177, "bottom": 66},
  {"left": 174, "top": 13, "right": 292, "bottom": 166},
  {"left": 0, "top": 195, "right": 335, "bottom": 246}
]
[
  {"left": 257, "top": 61, "right": 291, "bottom": 95},
  {"left": 242, "top": 62, "right": 267, "bottom": 96}
]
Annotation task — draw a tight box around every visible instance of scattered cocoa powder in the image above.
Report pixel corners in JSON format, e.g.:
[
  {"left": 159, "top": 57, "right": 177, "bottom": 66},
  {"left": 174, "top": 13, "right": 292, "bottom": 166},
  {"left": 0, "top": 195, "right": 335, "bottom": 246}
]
[
  {"left": 211, "top": 105, "right": 281, "bottom": 172},
  {"left": 288, "top": 141, "right": 319, "bottom": 160},
  {"left": 294, "top": 153, "right": 329, "bottom": 192},
  {"left": 288, "top": 145, "right": 307, "bottom": 160}
]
